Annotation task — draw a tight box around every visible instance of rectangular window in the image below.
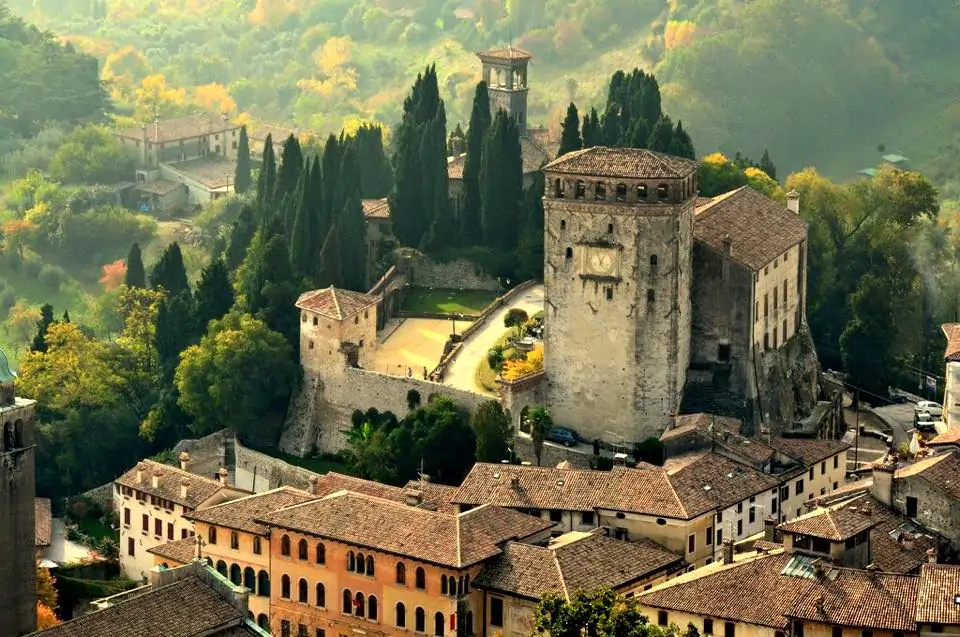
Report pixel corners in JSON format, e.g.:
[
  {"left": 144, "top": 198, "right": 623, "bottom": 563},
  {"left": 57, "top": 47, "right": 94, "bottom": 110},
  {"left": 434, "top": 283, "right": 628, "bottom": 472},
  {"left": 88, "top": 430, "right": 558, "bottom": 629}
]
[
  {"left": 231, "top": 531, "right": 240, "bottom": 549},
  {"left": 771, "top": 498, "right": 778, "bottom": 514},
  {"left": 550, "top": 510, "right": 562, "bottom": 523},
  {"left": 253, "top": 536, "right": 262, "bottom": 555},
  {"left": 863, "top": 631, "right": 873, "bottom": 637},
  {"left": 706, "top": 527, "right": 714, "bottom": 546},
  {"left": 808, "top": 467, "right": 814, "bottom": 480},
  {"left": 704, "top": 619, "right": 714, "bottom": 635},
  {"left": 716, "top": 529, "right": 723, "bottom": 546},
  {"left": 181, "top": 529, "right": 188, "bottom": 539},
  {"left": 317, "top": 630, "right": 325, "bottom": 637},
  {"left": 491, "top": 598, "right": 504, "bottom": 627},
  {"left": 688, "top": 534, "right": 695, "bottom": 554},
  {"left": 773, "top": 287, "right": 778, "bottom": 309},
  {"left": 155, "top": 519, "right": 162, "bottom": 537},
  {"left": 658, "top": 611, "right": 669, "bottom": 627},
  {"left": 124, "top": 507, "right": 131, "bottom": 526},
  {"left": 796, "top": 480, "right": 804, "bottom": 496},
  {"left": 794, "top": 622, "right": 804, "bottom": 637},
  {"left": 783, "top": 281, "right": 788, "bottom": 307},
  {"left": 725, "top": 623, "right": 736, "bottom": 637},
  {"left": 755, "top": 301, "right": 759, "bottom": 320},
  {"left": 280, "top": 620, "right": 291, "bottom": 637},
  {"left": 298, "top": 624, "right": 308, "bottom": 637},
  {"left": 764, "top": 333, "right": 769, "bottom": 350},
  {"left": 906, "top": 496, "right": 918, "bottom": 518},
  {"left": 142, "top": 514, "right": 149, "bottom": 532},
  {"left": 749, "top": 507, "right": 756, "bottom": 524},
  {"left": 737, "top": 502, "right": 743, "bottom": 514},
  {"left": 167, "top": 523, "right": 173, "bottom": 540},
  {"left": 737, "top": 519, "right": 743, "bottom": 536},
  {"left": 581, "top": 511, "right": 594, "bottom": 525},
  {"left": 834, "top": 455, "right": 839, "bottom": 469},
  {"left": 833, "top": 627, "right": 843, "bottom": 637},
  {"left": 127, "top": 537, "right": 135, "bottom": 556},
  {"left": 783, "top": 319, "right": 788, "bottom": 340},
  {"left": 764, "top": 293, "right": 769, "bottom": 317}
]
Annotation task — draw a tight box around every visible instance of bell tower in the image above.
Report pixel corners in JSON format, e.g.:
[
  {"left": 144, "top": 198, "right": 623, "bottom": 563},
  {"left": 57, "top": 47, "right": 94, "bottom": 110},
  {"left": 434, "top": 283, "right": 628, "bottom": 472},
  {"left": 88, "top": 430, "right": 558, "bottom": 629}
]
[
  {"left": 476, "top": 46, "right": 531, "bottom": 137},
  {"left": 0, "top": 349, "right": 38, "bottom": 637},
  {"left": 541, "top": 147, "right": 700, "bottom": 445}
]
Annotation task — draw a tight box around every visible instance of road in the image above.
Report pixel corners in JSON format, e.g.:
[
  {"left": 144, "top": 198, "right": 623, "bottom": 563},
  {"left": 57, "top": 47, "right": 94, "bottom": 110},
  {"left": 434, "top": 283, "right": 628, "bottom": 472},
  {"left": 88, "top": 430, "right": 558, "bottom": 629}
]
[{"left": 444, "top": 284, "right": 544, "bottom": 395}]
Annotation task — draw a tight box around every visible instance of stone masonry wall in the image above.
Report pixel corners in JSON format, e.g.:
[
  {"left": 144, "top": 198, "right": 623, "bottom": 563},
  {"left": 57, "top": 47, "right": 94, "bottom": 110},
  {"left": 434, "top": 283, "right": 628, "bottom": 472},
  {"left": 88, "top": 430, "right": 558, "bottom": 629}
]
[
  {"left": 752, "top": 323, "right": 820, "bottom": 435},
  {"left": 401, "top": 250, "right": 502, "bottom": 292},
  {"left": 233, "top": 444, "right": 315, "bottom": 493}
]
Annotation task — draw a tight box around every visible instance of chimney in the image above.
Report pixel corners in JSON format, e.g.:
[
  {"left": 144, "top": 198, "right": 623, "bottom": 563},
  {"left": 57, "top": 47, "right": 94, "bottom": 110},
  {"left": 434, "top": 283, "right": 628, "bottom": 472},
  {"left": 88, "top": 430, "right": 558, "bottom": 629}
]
[
  {"left": 510, "top": 476, "right": 520, "bottom": 489},
  {"left": 179, "top": 451, "right": 190, "bottom": 471},
  {"left": 721, "top": 538, "right": 734, "bottom": 564},
  {"left": 722, "top": 235, "right": 733, "bottom": 256},
  {"left": 926, "top": 548, "right": 937, "bottom": 563},
  {"left": 763, "top": 516, "right": 778, "bottom": 542},
  {"left": 786, "top": 190, "right": 800, "bottom": 214},
  {"left": 814, "top": 595, "right": 825, "bottom": 615},
  {"left": 152, "top": 468, "right": 162, "bottom": 489},
  {"left": 902, "top": 532, "right": 915, "bottom": 551},
  {"left": 136, "top": 462, "right": 146, "bottom": 484},
  {"left": 871, "top": 460, "right": 896, "bottom": 507},
  {"left": 218, "top": 467, "right": 229, "bottom": 486},
  {"left": 181, "top": 478, "right": 190, "bottom": 500},
  {"left": 308, "top": 475, "right": 320, "bottom": 496},
  {"left": 405, "top": 488, "right": 424, "bottom": 507}
]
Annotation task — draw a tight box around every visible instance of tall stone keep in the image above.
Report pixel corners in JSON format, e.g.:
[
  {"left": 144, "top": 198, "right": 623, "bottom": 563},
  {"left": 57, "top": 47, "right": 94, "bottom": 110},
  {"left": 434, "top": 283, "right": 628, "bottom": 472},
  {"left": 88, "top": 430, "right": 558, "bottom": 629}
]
[
  {"left": 476, "top": 46, "right": 531, "bottom": 136},
  {"left": 0, "top": 349, "right": 38, "bottom": 636},
  {"left": 541, "top": 148, "right": 700, "bottom": 444}
]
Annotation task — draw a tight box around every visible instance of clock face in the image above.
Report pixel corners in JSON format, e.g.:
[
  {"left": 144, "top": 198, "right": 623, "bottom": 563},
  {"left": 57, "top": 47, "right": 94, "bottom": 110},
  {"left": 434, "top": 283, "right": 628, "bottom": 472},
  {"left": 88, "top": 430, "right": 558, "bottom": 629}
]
[{"left": 586, "top": 248, "right": 618, "bottom": 277}]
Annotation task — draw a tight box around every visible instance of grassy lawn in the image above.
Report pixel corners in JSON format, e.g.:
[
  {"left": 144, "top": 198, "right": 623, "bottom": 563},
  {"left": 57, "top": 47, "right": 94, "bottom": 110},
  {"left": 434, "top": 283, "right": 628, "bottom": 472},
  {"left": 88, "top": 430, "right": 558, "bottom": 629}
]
[
  {"left": 402, "top": 287, "right": 498, "bottom": 316},
  {"left": 75, "top": 515, "right": 117, "bottom": 543}
]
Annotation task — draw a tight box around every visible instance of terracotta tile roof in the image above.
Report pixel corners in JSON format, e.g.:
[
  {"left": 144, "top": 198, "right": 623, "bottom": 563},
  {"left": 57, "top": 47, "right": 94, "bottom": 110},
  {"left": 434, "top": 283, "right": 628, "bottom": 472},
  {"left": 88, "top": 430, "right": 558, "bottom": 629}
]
[
  {"left": 257, "top": 491, "right": 552, "bottom": 568},
  {"left": 184, "top": 486, "right": 316, "bottom": 535},
  {"left": 897, "top": 451, "right": 960, "bottom": 499},
  {"left": 451, "top": 463, "right": 609, "bottom": 512},
  {"left": 543, "top": 147, "right": 698, "bottom": 180},
  {"left": 362, "top": 198, "right": 390, "bottom": 219},
  {"left": 447, "top": 153, "right": 465, "bottom": 180},
  {"left": 916, "top": 564, "right": 960, "bottom": 625},
  {"left": 942, "top": 323, "right": 960, "bottom": 361},
  {"left": 639, "top": 553, "right": 797, "bottom": 628},
  {"left": 30, "top": 575, "right": 252, "bottom": 637},
  {"left": 147, "top": 536, "right": 197, "bottom": 565},
  {"left": 660, "top": 414, "right": 776, "bottom": 464},
  {"left": 313, "top": 472, "right": 406, "bottom": 501},
  {"left": 296, "top": 287, "right": 379, "bottom": 321},
  {"left": 520, "top": 137, "right": 551, "bottom": 174},
  {"left": 767, "top": 437, "right": 849, "bottom": 466},
  {"left": 402, "top": 480, "right": 461, "bottom": 514},
  {"left": 786, "top": 568, "right": 919, "bottom": 632},
  {"left": 117, "top": 113, "right": 239, "bottom": 144},
  {"left": 928, "top": 427, "right": 960, "bottom": 447},
  {"left": 476, "top": 46, "right": 531, "bottom": 61},
  {"left": 116, "top": 459, "right": 228, "bottom": 509},
  {"left": 694, "top": 186, "right": 807, "bottom": 272},
  {"left": 599, "top": 464, "right": 694, "bottom": 518},
  {"left": 249, "top": 123, "right": 294, "bottom": 144},
  {"left": 473, "top": 532, "right": 682, "bottom": 600},
  {"left": 666, "top": 453, "right": 780, "bottom": 512},
  {"left": 777, "top": 503, "right": 878, "bottom": 541},
  {"left": 839, "top": 494, "right": 940, "bottom": 574},
  {"left": 35, "top": 498, "right": 52, "bottom": 548},
  {"left": 137, "top": 179, "right": 181, "bottom": 196},
  {"left": 165, "top": 156, "right": 236, "bottom": 190}
]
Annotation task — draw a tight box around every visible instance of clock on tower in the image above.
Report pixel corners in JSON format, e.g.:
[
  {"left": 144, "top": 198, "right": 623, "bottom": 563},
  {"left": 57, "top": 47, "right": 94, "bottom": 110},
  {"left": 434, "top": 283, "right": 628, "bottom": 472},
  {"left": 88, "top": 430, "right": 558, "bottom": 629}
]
[{"left": 582, "top": 246, "right": 620, "bottom": 279}]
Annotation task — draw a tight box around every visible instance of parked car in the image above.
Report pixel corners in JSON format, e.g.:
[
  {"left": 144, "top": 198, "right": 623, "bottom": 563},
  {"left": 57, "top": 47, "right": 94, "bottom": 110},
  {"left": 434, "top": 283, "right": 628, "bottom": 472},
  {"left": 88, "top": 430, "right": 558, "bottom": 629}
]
[
  {"left": 916, "top": 419, "right": 938, "bottom": 432},
  {"left": 546, "top": 426, "right": 578, "bottom": 447},
  {"left": 887, "top": 387, "right": 908, "bottom": 404},
  {"left": 916, "top": 401, "right": 942, "bottom": 418}
]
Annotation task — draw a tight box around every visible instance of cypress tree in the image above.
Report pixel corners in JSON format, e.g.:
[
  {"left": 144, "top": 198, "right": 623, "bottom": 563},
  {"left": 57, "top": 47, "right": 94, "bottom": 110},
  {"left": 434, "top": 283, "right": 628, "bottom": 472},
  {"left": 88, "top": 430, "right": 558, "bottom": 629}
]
[
  {"left": 234, "top": 125, "right": 252, "bottom": 194},
  {"left": 226, "top": 204, "right": 256, "bottom": 271},
  {"left": 670, "top": 120, "right": 696, "bottom": 159},
  {"left": 639, "top": 75, "right": 662, "bottom": 126},
  {"left": 61, "top": 310, "right": 70, "bottom": 323},
  {"left": 156, "top": 291, "right": 196, "bottom": 373},
  {"left": 275, "top": 134, "right": 304, "bottom": 229},
  {"left": 290, "top": 158, "right": 323, "bottom": 280},
  {"left": 339, "top": 194, "right": 368, "bottom": 291},
  {"left": 647, "top": 115, "right": 675, "bottom": 153},
  {"left": 581, "top": 107, "right": 602, "bottom": 149},
  {"left": 317, "top": 222, "right": 343, "bottom": 289},
  {"left": 124, "top": 242, "right": 146, "bottom": 288},
  {"left": 627, "top": 119, "right": 651, "bottom": 149},
  {"left": 31, "top": 303, "right": 55, "bottom": 353},
  {"left": 558, "top": 103, "right": 582, "bottom": 157},
  {"left": 321, "top": 134, "right": 343, "bottom": 229},
  {"left": 421, "top": 115, "right": 452, "bottom": 251},
  {"left": 760, "top": 149, "right": 777, "bottom": 180},
  {"left": 256, "top": 135, "right": 276, "bottom": 207},
  {"left": 480, "top": 111, "right": 523, "bottom": 250},
  {"left": 461, "top": 81, "right": 491, "bottom": 245},
  {"left": 351, "top": 124, "right": 393, "bottom": 199},
  {"left": 601, "top": 106, "right": 621, "bottom": 147},
  {"left": 194, "top": 259, "right": 235, "bottom": 336},
  {"left": 149, "top": 242, "right": 190, "bottom": 297}
]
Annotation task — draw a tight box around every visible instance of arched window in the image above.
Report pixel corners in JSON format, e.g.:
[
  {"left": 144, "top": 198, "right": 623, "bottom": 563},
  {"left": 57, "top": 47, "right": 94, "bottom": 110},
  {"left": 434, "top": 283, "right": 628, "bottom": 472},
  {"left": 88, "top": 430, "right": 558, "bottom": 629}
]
[
  {"left": 565, "top": 247, "right": 573, "bottom": 259},
  {"left": 355, "top": 592, "right": 366, "bottom": 618},
  {"left": 347, "top": 551, "right": 355, "bottom": 571},
  {"left": 560, "top": 219, "right": 566, "bottom": 230},
  {"left": 369, "top": 595, "right": 378, "bottom": 621},
  {"left": 298, "top": 578, "right": 308, "bottom": 603},
  {"left": 342, "top": 589, "right": 353, "bottom": 614},
  {"left": 280, "top": 575, "right": 291, "bottom": 599},
  {"left": 297, "top": 538, "right": 308, "bottom": 560},
  {"left": 638, "top": 184, "right": 648, "bottom": 200},
  {"left": 415, "top": 567, "right": 426, "bottom": 590},
  {"left": 650, "top": 254, "right": 658, "bottom": 268},
  {"left": 316, "top": 542, "right": 325, "bottom": 564},
  {"left": 607, "top": 223, "right": 614, "bottom": 234},
  {"left": 396, "top": 602, "right": 407, "bottom": 627},
  {"left": 2, "top": 422, "right": 12, "bottom": 450},
  {"left": 356, "top": 552, "right": 366, "bottom": 575},
  {"left": 280, "top": 534, "right": 290, "bottom": 556},
  {"left": 366, "top": 555, "right": 374, "bottom": 576},
  {"left": 396, "top": 562, "right": 406, "bottom": 585},
  {"left": 657, "top": 183, "right": 669, "bottom": 200},
  {"left": 458, "top": 576, "right": 465, "bottom": 596},
  {"left": 257, "top": 614, "right": 269, "bottom": 630},
  {"left": 435, "top": 611, "right": 445, "bottom": 636},
  {"left": 575, "top": 180, "right": 586, "bottom": 199},
  {"left": 554, "top": 178, "right": 563, "bottom": 198},
  {"left": 257, "top": 570, "right": 270, "bottom": 597},
  {"left": 466, "top": 611, "right": 474, "bottom": 635},
  {"left": 228, "top": 564, "right": 241, "bottom": 585},
  {"left": 13, "top": 421, "right": 22, "bottom": 447},
  {"left": 253, "top": 536, "right": 261, "bottom": 555},
  {"left": 316, "top": 583, "right": 326, "bottom": 607},
  {"left": 595, "top": 183, "right": 607, "bottom": 200},
  {"left": 616, "top": 183, "right": 627, "bottom": 202},
  {"left": 441, "top": 574, "right": 448, "bottom": 595},
  {"left": 647, "top": 289, "right": 656, "bottom": 303},
  {"left": 415, "top": 607, "right": 426, "bottom": 633},
  {"left": 451, "top": 575, "right": 459, "bottom": 597},
  {"left": 216, "top": 560, "right": 227, "bottom": 577},
  {"left": 243, "top": 567, "right": 256, "bottom": 591},
  {"left": 208, "top": 527, "right": 217, "bottom": 545},
  {"left": 465, "top": 574, "right": 470, "bottom": 593}
]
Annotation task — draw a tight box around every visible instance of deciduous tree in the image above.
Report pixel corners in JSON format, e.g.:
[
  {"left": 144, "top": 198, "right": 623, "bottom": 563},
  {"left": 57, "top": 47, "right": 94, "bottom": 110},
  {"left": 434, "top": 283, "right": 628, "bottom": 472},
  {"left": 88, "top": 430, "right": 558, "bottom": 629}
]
[{"left": 472, "top": 400, "right": 512, "bottom": 462}]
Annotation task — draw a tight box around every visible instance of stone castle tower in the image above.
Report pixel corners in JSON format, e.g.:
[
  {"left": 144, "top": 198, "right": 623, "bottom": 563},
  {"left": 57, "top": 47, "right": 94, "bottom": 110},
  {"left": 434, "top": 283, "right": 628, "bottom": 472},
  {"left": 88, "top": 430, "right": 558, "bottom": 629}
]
[
  {"left": 476, "top": 46, "right": 531, "bottom": 137},
  {"left": 0, "top": 349, "right": 38, "bottom": 636},
  {"left": 541, "top": 148, "right": 700, "bottom": 444}
]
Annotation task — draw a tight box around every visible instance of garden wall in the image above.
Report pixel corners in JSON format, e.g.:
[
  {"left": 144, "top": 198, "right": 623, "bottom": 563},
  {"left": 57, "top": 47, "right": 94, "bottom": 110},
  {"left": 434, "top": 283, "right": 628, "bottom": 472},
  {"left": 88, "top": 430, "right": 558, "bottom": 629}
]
[
  {"left": 233, "top": 443, "right": 316, "bottom": 492},
  {"left": 400, "top": 250, "right": 502, "bottom": 292}
]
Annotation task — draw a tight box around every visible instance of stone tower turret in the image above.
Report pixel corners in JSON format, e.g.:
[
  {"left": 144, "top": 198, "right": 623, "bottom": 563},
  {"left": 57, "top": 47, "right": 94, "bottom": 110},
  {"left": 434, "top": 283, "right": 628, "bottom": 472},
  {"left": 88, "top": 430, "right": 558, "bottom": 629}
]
[
  {"left": 0, "top": 349, "right": 38, "bottom": 636},
  {"left": 476, "top": 46, "right": 532, "bottom": 137},
  {"left": 541, "top": 147, "right": 699, "bottom": 444}
]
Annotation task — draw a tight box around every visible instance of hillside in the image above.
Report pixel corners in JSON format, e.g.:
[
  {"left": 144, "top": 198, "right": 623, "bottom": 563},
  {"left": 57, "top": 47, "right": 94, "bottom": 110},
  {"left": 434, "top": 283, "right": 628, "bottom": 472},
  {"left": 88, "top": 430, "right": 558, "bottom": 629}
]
[{"left": 7, "top": 0, "right": 960, "bottom": 195}]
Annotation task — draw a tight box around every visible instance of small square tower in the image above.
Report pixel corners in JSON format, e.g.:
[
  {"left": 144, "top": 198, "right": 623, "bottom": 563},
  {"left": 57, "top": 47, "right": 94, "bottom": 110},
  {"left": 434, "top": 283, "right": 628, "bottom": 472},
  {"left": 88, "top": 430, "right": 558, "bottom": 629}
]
[
  {"left": 477, "top": 46, "right": 532, "bottom": 137},
  {"left": 296, "top": 287, "right": 379, "bottom": 374}
]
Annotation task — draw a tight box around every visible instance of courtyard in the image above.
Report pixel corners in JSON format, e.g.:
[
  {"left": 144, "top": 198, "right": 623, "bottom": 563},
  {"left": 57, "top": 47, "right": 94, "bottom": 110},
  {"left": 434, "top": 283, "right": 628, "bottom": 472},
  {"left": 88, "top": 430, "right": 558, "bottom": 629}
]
[
  {"left": 401, "top": 287, "right": 499, "bottom": 316},
  {"left": 370, "top": 318, "right": 472, "bottom": 378}
]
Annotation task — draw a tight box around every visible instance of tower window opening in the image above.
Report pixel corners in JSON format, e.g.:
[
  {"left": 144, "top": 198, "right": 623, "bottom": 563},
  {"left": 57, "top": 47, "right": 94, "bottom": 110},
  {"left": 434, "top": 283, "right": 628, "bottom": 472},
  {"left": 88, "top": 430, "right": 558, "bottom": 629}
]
[
  {"left": 595, "top": 183, "right": 606, "bottom": 200},
  {"left": 555, "top": 179, "right": 565, "bottom": 198},
  {"left": 616, "top": 183, "right": 627, "bottom": 202},
  {"left": 657, "top": 183, "right": 669, "bottom": 200},
  {"left": 575, "top": 181, "right": 586, "bottom": 199},
  {"left": 560, "top": 219, "right": 566, "bottom": 231},
  {"left": 647, "top": 289, "right": 656, "bottom": 304},
  {"left": 637, "top": 184, "right": 648, "bottom": 200},
  {"left": 565, "top": 247, "right": 573, "bottom": 260},
  {"left": 607, "top": 223, "right": 614, "bottom": 234},
  {"left": 605, "top": 287, "right": 613, "bottom": 301}
]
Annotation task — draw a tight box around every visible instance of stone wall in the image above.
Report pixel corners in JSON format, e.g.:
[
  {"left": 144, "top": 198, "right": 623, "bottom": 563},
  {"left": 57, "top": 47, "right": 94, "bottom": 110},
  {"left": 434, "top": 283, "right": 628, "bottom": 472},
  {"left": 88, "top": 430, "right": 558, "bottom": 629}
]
[
  {"left": 894, "top": 466, "right": 960, "bottom": 551},
  {"left": 512, "top": 436, "right": 592, "bottom": 469},
  {"left": 367, "top": 265, "right": 408, "bottom": 330},
  {"left": 173, "top": 430, "right": 228, "bottom": 479},
  {"left": 233, "top": 444, "right": 316, "bottom": 493},
  {"left": 400, "top": 249, "right": 502, "bottom": 292},
  {"left": 752, "top": 323, "right": 821, "bottom": 436}
]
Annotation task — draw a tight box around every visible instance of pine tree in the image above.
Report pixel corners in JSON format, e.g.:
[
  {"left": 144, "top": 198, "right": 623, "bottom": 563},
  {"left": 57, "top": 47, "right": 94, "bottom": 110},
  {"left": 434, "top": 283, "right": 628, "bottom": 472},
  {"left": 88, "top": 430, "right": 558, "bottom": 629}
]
[
  {"left": 480, "top": 111, "right": 523, "bottom": 250},
  {"left": 30, "top": 303, "right": 55, "bottom": 353},
  {"left": 670, "top": 120, "right": 696, "bottom": 159},
  {"left": 194, "top": 259, "right": 235, "bottom": 335},
  {"left": 149, "top": 242, "right": 190, "bottom": 297},
  {"left": 234, "top": 125, "right": 252, "bottom": 194},
  {"left": 256, "top": 135, "right": 276, "bottom": 207},
  {"left": 760, "top": 149, "right": 777, "bottom": 180},
  {"left": 647, "top": 115, "right": 675, "bottom": 153},
  {"left": 61, "top": 310, "right": 70, "bottom": 323},
  {"left": 226, "top": 205, "right": 255, "bottom": 271},
  {"left": 558, "top": 103, "right": 582, "bottom": 157},
  {"left": 317, "top": 222, "right": 343, "bottom": 289},
  {"left": 124, "top": 242, "right": 146, "bottom": 288},
  {"left": 601, "top": 106, "right": 621, "bottom": 147},
  {"left": 461, "top": 81, "right": 491, "bottom": 245}
]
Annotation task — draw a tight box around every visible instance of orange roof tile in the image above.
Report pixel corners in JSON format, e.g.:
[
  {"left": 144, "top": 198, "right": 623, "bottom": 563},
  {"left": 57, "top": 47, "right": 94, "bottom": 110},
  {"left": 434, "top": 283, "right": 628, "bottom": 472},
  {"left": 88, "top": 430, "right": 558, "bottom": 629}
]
[
  {"left": 544, "top": 147, "right": 698, "bottom": 180},
  {"left": 35, "top": 498, "right": 52, "bottom": 548},
  {"left": 777, "top": 504, "right": 878, "bottom": 541},
  {"left": 916, "top": 564, "right": 960, "bottom": 625},
  {"left": 942, "top": 323, "right": 960, "bottom": 361},
  {"left": 296, "top": 287, "right": 379, "bottom": 321},
  {"left": 116, "top": 459, "right": 231, "bottom": 509},
  {"left": 184, "top": 486, "right": 315, "bottom": 535}
]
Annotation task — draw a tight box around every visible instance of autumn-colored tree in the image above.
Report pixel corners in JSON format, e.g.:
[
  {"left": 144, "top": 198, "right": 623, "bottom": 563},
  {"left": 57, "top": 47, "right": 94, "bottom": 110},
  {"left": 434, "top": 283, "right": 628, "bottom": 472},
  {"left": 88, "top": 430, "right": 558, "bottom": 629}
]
[
  {"left": 37, "top": 602, "right": 60, "bottom": 630},
  {"left": 665, "top": 20, "right": 697, "bottom": 50},
  {"left": 744, "top": 166, "right": 786, "bottom": 202},
  {"left": 102, "top": 45, "right": 151, "bottom": 88},
  {"left": 37, "top": 566, "right": 58, "bottom": 610},
  {"left": 134, "top": 74, "right": 186, "bottom": 121},
  {"left": 501, "top": 344, "right": 544, "bottom": 380},
  {"left": 4, "top": 301, "right": 41, "bottom": 355},
  {"left": 248, "top": 0, "right": 297, "bottom": 28},
  {"left": 195, "top": 83, "right": 237, "bottom": 114},
  {"left": 4, "top": 218, "right": 37, "bottom": 261},
  {"left": 99, "top": 259, "right": 127, "bottom": 291}
]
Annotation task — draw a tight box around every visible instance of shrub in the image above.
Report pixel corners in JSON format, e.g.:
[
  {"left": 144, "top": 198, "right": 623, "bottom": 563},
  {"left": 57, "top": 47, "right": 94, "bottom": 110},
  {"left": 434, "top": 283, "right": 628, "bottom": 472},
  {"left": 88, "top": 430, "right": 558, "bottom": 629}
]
[
  {"left": 38, "top": 264, "right": 66, "bottom": 290},
  {"left": 22, "top": 259, "right": 42, "bottom": 278}
]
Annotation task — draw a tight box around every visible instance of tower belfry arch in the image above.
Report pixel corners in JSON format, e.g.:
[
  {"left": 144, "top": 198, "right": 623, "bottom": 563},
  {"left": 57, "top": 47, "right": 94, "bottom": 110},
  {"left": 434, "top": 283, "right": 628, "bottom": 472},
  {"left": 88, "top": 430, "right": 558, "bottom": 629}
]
[{"left": 476, "top": 46, "right": 532, "bottom": 137}]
